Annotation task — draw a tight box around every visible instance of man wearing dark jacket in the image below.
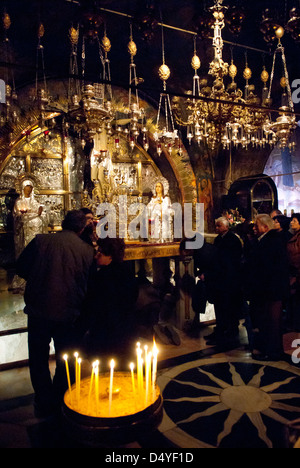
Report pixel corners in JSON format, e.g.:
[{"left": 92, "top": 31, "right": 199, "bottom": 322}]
[
  {"left": 207, "top": 217, "right": 243, "bottom": 346},
  {"left": 245, "top": 214, "right": 289, "bottom": 360},
  {"left": 16, "top": 210, "right": 95, "bottom": 417}
]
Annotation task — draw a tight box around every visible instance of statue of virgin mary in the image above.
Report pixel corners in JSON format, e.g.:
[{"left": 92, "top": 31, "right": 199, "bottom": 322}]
[
  {"left": 11, "top": 175, "right": 46, "bottom": 292},
  {"left": 147, "top": 177, "right": 174, "bottom": 243},
  {"left": 13, "top": 176, "right": 45, "bottom": 258}
]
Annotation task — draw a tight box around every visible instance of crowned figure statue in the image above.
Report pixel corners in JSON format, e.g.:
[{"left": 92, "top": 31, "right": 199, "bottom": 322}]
[{"left": 147, "top": 178, "right": 174, "bottom": 243}]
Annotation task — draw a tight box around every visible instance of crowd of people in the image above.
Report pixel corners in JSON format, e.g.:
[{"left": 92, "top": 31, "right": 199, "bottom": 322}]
[
  {"left": 14, "top": 204, "right": 300, "bottom": 419},
  {"left": 190, "top": 209, "right": 300, "bottom": 363}
]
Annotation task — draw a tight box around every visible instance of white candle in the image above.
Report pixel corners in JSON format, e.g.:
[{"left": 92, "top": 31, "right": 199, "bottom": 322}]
[
  {"left": 109, "top": 359, "right": 115, "bottom": 416},
  {"left": 76, "top": 357, "right": 81, "bottom": 407},
  {"left": 152, "top": 340, "right": 158, "bottom": 401},
  {"left": 136, "top": 343, "right": 143, "bottom": 394},
  {"left": 145, "top": 351, "right": 152, "bottom": 405},
  {"left": 94, "top": 360, "right": 100, "bottom": 415},
  {"left": 87, "top": 362, "right": 96, "bottom": 415},
  {"left": 130, "top": 362, "right": 136, "bottom": 397},
  {"left": 63, "top": 354, "right": 72, "bottom": 404},
  {"left": 74, "top": 351, "right": 79, "bottom": 384}
]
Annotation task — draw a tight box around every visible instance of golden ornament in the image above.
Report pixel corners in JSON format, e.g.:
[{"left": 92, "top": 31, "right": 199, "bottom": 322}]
[
  {"left": 38, "top": 23, "right": 45, "bottom": 39},
  {"left": 261, "top": 68, "right": 269, "bottom": 83},
  {"left": 276, "top": 26, "right": 284, "bottom": 39},
  {"left": 102, "top": 34, "right": 111, "bottom": 53},
  {"left": 69, "top": 27, "right": 79, "bottom": 46},
  {"left": 229, "top": 63, "right": 237, "bottom": 79},
  {"left": 243, "top": 66, "right": 252, "bottom": 80},
  {"left": 280, "top": 76, "right": 287, "bottom": 88},
  {"left": 3, "top": 13, "right": 11, "bottom": 30},
  {"left": 158, "top": 64, "right": 171, "bottom": 81},
  {"left": 128, "top": 39, "right": 137, "bottom": 56},
  {"left": 191, "top": 54, "right": 201, "bottom": 70}
]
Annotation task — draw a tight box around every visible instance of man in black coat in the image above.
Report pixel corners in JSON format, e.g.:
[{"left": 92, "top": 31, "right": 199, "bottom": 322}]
[
  {"left": 207, "top": 217, "right": 243, "bottom": 346},
  {"left": 16, "top": 210, "right": 95, "bottom": 417},
  {"left": 245, "top": 214, "right": 289, "bottom": 360}
]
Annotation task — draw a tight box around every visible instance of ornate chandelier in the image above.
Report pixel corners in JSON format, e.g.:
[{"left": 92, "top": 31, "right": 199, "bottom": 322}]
[
  {"left": 172, "top": 0, "right": 295, "bottom": 152},
  {"left": 118, "top": 24, "right": 149, "bottom": 152},
  {"left": 67, "top": 21, "right": 115, "bottom": 144},
  {"left": 263, "top": 27, "right": 296, "bottom": 150}
]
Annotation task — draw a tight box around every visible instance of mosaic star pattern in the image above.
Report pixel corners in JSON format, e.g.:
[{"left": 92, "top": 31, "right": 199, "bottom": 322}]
[{"left": 158, "top": 358, "right": 300, "bottom": 448}]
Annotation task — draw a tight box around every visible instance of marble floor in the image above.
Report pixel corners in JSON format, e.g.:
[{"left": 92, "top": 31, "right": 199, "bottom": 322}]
[{"left": 1, "top": 266, "right": 300, "bottom": 449}]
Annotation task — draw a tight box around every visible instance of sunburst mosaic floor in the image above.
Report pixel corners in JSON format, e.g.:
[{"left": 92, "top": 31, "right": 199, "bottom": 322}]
[{"left": 157, "top": 356, "right": 300, "bottom": 448}]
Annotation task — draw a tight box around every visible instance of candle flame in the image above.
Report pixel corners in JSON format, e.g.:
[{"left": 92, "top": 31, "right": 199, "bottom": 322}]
[
  {"left": 110, "top": 359, "right": 115, "bottom": 369},
  {"left": 63, "top": 354, "right": 68, "bottom": 361},
  {"left": 130, "top": 362, "right": 134, "bottom": 370}
]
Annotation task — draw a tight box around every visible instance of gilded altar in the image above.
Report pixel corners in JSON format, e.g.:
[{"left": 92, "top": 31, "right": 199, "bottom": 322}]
[{"left": 124, "top": 241, "right": 180, "bottom": 261}]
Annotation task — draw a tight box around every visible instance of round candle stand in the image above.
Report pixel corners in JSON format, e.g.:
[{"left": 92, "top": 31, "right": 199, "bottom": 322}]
[{"left": 61, "top": 372, "right": 163, "bottom": 447}]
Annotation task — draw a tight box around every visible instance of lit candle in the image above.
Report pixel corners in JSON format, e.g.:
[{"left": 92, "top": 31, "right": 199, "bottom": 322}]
[
  {"left": 130, "top": 362, "right": 136, "bottom": 397},
  {"left": 141, "top": 358, "right": 144, "bottom": 393},
  {"left": 63, "top": 354, "right": 72, "bottom": 404},
  {"left": 136, "top": 342, "right": 143, "bottom": 394},
  {"left": 144, "top": 345, "right": 149, "bottom": 404},
  {"left": 94, "top": 360, "right": 100, "bottom": 415},
  {"left": 74, "top": 351, "right": 79, "bottom": 385},
  {"left": 76, "top": 357, "right": 81, "bottom": 407},
  {"left": 109, "top": 359, "right": 115, "bottom": 416},
  {"left": 152, "top": 340, "right": 158, "bottom": 401},
  {"left": 87, "top": 362, "right": 96, "bottom": 415},
  {"left": 145, "top": 351, "right": 152, "bottom": 404}
]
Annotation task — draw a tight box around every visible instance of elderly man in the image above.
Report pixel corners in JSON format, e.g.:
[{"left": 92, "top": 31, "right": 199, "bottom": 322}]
[
  {"left": 206, "top": 217, "right": 243, "bottom": 347},
  {"left": 16, "top": 210, "right": 95, "bottom": 417},
  {"left": 245, "top": 214, "right": 289, "bottom": 360}
]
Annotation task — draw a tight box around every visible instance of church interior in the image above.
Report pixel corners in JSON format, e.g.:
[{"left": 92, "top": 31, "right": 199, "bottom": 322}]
[{"left": 2, "top": 0, "right": 300, "bottom": 449}]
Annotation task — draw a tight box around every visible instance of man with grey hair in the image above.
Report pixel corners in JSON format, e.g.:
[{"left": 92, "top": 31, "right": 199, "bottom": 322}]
[
  {"left": 206, "top": 216, "right": 243, "bottom": 347},
  {"left": 245, "top": 213, "right": 289, "bottom": 360}
]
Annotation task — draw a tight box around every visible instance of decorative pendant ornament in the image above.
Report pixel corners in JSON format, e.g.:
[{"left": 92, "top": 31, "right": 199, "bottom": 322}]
[
  {"left": 261, "top": 67, "right": 269, "bottom": 84},
  {"left": 265, "top": 27, "right": 296, "bottom": 149},
  {"left": 191, "top": 53, "right": 201, "bottom": 71},
  {"left": 102, "top": 34, "right": 111, "bottom": 53},
  {"left": 128, "top": 39, "right": 137, "bottom": 57},
  {"left": 3, "top": 12, "right": 11, "bottom": 30},
  {"left": 125, "top": 24, "right": 147, "bottom": 150},
  {"left": 154, "top": 20, "right": 178, "bottom": 155},
  {"left": 229, "top": 62, "right": 237, "bottom": 80},
  {"left": 69, "top": 26, "right": 79, "bottom": 46},
  {"left": 158, "top": 64, "right": 171, "bottom": 82}
]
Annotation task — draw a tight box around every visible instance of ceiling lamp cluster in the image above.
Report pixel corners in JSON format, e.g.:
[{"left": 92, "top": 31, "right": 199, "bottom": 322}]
[
  {"left": 0, "top": 1, "right": 297, "bottom": 158},
  {"left": 172, "top": 0, "right": 296, "bottom": 152}
]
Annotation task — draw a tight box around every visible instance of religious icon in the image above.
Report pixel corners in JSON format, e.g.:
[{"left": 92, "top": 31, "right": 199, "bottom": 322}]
[{"left": 147, "top": 178, "right": 174, "bottom": 243}]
